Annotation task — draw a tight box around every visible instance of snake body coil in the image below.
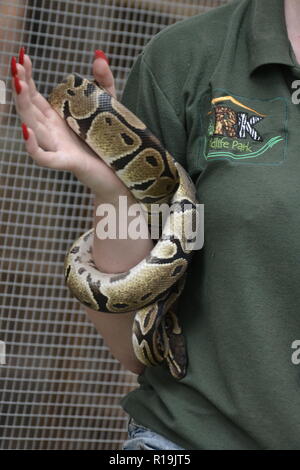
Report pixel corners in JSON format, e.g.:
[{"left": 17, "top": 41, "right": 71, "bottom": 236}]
[{"left": 48, "top": 73, "right": 198, "bottom": 379}]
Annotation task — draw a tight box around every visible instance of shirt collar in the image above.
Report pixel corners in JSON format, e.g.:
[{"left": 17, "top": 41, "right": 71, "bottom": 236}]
[{"left": 248, "top": 0, "right": 295, "bottom": 75}]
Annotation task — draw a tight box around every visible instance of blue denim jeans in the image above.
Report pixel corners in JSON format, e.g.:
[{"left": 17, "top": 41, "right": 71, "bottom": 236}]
[{"left": 122, "top": 417, "right": 185, "bottom": 450}]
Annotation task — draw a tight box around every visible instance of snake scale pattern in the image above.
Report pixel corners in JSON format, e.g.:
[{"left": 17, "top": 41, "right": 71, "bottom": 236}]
[{"left": 48, "top": 73, "right": 198, "bottom": 379}]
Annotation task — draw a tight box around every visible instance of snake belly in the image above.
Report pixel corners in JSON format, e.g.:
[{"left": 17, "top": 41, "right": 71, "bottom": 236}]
[{"left": 48, "top": 73, "right": 198, "bottom": 379}]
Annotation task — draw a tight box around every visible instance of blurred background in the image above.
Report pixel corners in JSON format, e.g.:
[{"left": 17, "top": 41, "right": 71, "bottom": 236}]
[{"left": 0, "top": 0, "right": 228, "bottom": 450}]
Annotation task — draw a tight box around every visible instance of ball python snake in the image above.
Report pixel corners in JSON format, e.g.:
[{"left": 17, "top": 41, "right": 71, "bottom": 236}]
[{"left": 48, "top": 73, "right": 198, "bottom": 380}]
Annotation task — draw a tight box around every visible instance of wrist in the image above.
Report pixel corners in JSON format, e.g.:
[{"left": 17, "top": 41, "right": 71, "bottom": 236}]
[{"left": 72, "top": 151, "right": 131, "bottom": 203}]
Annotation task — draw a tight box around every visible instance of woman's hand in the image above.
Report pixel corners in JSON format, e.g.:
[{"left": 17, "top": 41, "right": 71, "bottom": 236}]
[{"left": 11, "top": 48, "right": 131, "bottom": 201}]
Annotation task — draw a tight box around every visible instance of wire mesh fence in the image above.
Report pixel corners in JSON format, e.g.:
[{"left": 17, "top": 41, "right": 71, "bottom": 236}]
[{"left": 0, "top": 0, "right": 229, "bottom": 450}]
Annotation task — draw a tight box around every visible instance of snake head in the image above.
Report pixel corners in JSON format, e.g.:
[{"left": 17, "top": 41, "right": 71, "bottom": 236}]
[{"left": 48, "top": 73, "right": 106, "bottom": 120}]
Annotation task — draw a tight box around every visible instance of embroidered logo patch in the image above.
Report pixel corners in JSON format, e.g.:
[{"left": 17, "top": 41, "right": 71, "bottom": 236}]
[{"left": 202, "top": 92, "right": 287, "bottom": 165}]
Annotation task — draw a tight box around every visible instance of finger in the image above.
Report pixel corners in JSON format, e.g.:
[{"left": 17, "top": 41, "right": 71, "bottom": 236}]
[
  {"left": 14, "top": 51, "right": 52, "bottom": 117},
  {"left": 21, "top": 53, "right": 52, "bottom": 115},
  {"left": 93, "top": 51, "right": 116, "bottom": 99},
  {"left": 15, "top": 53, "right": 36, "bottom": 97},
  {"left": 21, "top": 125, "right": 59, "bottom": 169},
  {"left": 12, "top": 59, "right": 50, "bottom": 123},
  {"left": 12, "top": 75, "right": 46, "bottom": 127},
  {"left": 12, "top": 77, "right": 56, "bottom": 152}
]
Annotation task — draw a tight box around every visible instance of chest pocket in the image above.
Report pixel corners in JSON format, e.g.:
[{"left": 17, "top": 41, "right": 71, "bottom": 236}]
[{"left": 197, "top": 88, "right": 288, "bottom": 168}]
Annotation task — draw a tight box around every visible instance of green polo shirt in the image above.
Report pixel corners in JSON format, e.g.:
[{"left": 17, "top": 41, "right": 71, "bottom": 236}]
[{"left": 120, "top": 0, "right": 300, "bottom": 449}]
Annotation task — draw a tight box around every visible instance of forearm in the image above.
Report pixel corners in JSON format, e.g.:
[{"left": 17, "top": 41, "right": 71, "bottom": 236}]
[
  {"left": 92, "top": 190, "right": 153, "bottom": 273},
  {"left": 84, "top": 191, "right": 153, "bottom": 374},
  {"left": 84, "top": 307, "right": 145, "bottom": 375}
]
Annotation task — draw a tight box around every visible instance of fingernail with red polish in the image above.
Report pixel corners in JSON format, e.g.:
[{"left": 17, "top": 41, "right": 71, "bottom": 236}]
[
  {"left": 94, "top": 50, "right": 109, "bottom": 64},
  {"left": 21, "top": 123, "right": 29, "bottom": 141},
  {"left": 14, "top": 75, "right": 22, "bottom": 94},
  {"left": 19, "top": 46, "right": 25, "bottom": 65},
  {"left": 11, "top": 56, "right": 17, "bottom": 76}
]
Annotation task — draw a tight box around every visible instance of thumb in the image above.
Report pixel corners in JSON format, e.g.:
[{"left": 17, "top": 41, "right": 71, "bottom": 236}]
[{"left": 93, "top": 50, "right": 116, "bottom": 99}]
